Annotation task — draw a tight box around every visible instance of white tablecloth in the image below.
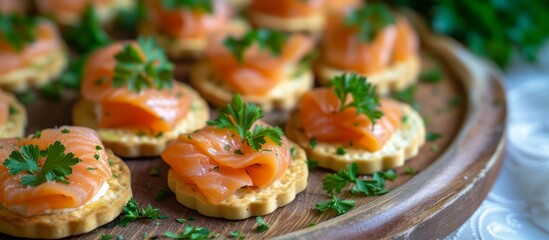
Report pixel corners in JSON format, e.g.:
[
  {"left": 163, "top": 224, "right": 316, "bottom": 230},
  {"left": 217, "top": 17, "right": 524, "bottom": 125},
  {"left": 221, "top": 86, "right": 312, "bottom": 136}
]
[{"left": 447, "top": 43, "right": 549, "bottom": 240}]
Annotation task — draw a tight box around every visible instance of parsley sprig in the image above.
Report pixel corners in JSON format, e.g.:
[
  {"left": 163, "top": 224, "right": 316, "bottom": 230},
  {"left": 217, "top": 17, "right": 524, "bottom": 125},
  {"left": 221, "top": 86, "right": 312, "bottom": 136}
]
[
  {"left": 112, "top": 37, "right": 174, "bottom": 93},
  {"left": 345, "top": 3, "right": 396, "bottom": 42},
  {"left": 207, "top": 95, "right": 283, "bottom": 151},
  {"left": 224, "top": 29, "right": 288, "bottom": 63},
  {"left": 161, "top": 0, "right": 213, "bottom": 13},
  {"left": 323, "top": 163, "right": 395, "bottom": 196},
  {"left": 164, "top": 225, "right": 214, "bottom": 240},
  {"left": 255, "top": 216, "right": 270, "bottom": 232},
  {"left": 316, "top": 195, "right": 356, "bottom": 215},
  {"left": 65, "top": 5, "right": 111, "bottom": 54},
  {"left": 2, "top": 141, "right": 80, "bottom": 187},
  {"left": 118, "top": 198, "right": 167, "bottom": 227},
  {"left": 332, "top": 73, "right": 383, "bottom": 126},
  {"left": 0, "top": 13, "right": 38, "bottom": 51}
]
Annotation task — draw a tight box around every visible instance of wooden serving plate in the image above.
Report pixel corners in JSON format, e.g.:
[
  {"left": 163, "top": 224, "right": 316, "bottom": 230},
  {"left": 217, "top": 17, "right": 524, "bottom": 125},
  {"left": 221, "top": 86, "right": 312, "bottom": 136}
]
[{"left": 1, "top": 14, "right": 506, "bottom": 240}]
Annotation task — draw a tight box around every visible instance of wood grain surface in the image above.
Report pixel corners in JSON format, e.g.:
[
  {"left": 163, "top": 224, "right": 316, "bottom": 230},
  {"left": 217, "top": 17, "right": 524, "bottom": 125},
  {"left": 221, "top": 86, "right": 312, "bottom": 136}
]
[{"left": 0, "top": 15, "right": 506, "bottom": 240}]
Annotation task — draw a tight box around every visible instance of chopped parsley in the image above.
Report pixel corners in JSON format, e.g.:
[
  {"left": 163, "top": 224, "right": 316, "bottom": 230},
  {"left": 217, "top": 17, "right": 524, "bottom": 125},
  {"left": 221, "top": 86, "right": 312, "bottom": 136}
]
[
  {"left": 323, "top": 163, "right": 393, "bottom": 196},
  {"left": 426, "top": 132, "right": 441, "bottom": 141},
  {"left": 223, "top": 29, "right": 287, "bottom": 63},
  {"left": 255, "top": 216, "right": 270, "bottom": 232},
  {"left": 100, "top": 234, "right": 114, "bottom": 240},
  {"left": 316, "top": 195, "right": 355, "bottom": 215},
  {"left": 61, "top": 129, "right": 70, "bottom": 134},
  {"left": 95, "top": 145, "right": 103, "bottom": 150},
  {"left": 149, "top": 166, "right": 160, "bottom": 176},
  {"left": 403, "top": 166, "right": 418, "bottom": 175},
  {"left": 161, "top": 0, "right": 214, "bottom": 12},
  {"left": 64, "top": 5, "right": 111, "bottom": 54},
  {"left": 118, "top": 198, "right": 167, "bottom": 227},
  {"left": 112, "top": 37, "right": 173, "bottom": 93},
  {"left": 431, "top": 144, "right": 440, "bottom": 152},
  {"left": 306, "top": 159, "right": 318, "bottom": 170},
  {"left": 8, "top": 105, "right": 17, "bottom": 115},
  {"left": 94, "top": 154, "right": 100, "bottom": 160},
  {"left": 0, "top": 13, "right": 38, "bottom": 51},
  {"left": 207, "top": 95, "right": 283, "bottom": 151},
  {"left": 2, "top": 141, "right": 80, "bottom": 187},
  {"left": 229, "top": 230, "right": 245, "bottom": 239},
  {"left": 392, "top": 85, "right": 420, "bottom": 111},
  {"left": 309, "top": 138, "right": 317, "bottom": 149},
  {"left": 345, "top": 3, "right": 396, "bottom": 42},
  {"left": 290, "top": 147, "right": 296, "bottom": 157},
  {"left": 336, "top": 147, "right": 346, "bottom": 155},
  {"left": 164, "top": 225, "right": 214, "bottom": 239},
  {"left": 420, "top": 66, "right": 443, "bottom": 83},
  {"left": 155, "top": 188, "right": 171, "bottom": 201}
]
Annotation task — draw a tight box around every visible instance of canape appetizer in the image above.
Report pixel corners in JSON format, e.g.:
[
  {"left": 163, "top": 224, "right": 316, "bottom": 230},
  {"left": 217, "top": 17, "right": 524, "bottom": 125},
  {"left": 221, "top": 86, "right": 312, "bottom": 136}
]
[
  {"left": 190, "top": 28, "right": 315, "bottom": 111},
  {"left": 0, "top": 90, "right": 26, "bottom": 138},
  {"left": 161, "top": 95, "right": 308, "bottom": 219},
  {"left": 0, "top": 13, "right": 66, "bottom": 92},
  {"left": 35, "top": 0, "right": 134, "bottom": 26},
  {"left": 140, "top": 0, "right": 243, "bottom": 59},
  {"left": 0, "top": 126, "right": 132, "bottom": 239},
  {"left": 285, "top": 73, "right": 425, "bottom": 173},
  {"left": 316, "top": 3, "right": 420, "bottom": 94},
  {"left": 72, "top": 38, "right": 210, "bottom": 157},
  {"left": 0, "top": 0, "right": 28, "bottom": 14},
  {"left": 247, "top": 0, "right": 360, "bottom": 34}
]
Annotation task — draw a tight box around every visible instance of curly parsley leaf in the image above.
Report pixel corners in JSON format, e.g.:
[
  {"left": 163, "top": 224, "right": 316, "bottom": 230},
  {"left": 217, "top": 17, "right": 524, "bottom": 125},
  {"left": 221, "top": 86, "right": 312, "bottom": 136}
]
[
  {"left": 64, "top": 5, "right": 111, "bottom": 54},
  {"left": 2, "top": 141, "right": 80, "bottom": 187},
  {"left": 316, "top": 195, "right": 355, "bottom": 215},
  {"left": 323, "top": 163, "right": 358, "bottom": 195},
  {"left": 345, "top": 3, "right": 396, "bottom": 42},
  {"left": 0, "top": 12, "right": 38, "bottom": 51},
  {"left": 118, "top": 198, "right": 167, "bottom": 227},
  {"left": 164, "top": 225, "right": 213, "bottom": 240},
  {"left": 332, "top": 73, "right": 383, "bottom": 126},
  {"left": 323, "top": 163, "right": 394, "bottom": 196},
  {"left": 161, "top": 0, "right": 213, "bottom": 12},
  {"left": 229, "top": 230, "right": 244, "bottom": 239},
  {"left": 112, "top": 37, "right": 173, "bottom": 93},
  {"left": 255, "top": 216, "right": 270, "bottom": 232},
  {"left": 207, "top": 95, "right": 283, "bottom": 151},
  {"left": 224, "top": 29, "right": 287, "bottom": 63}
]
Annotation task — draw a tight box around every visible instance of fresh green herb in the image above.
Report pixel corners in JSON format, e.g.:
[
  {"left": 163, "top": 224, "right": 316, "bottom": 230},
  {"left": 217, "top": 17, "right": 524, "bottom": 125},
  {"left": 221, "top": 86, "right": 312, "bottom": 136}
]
[
  {"left": 402, "top": 115, "right": 409, "bottom": 124},
  {"left": 229, "top": 230, "right": 244, "bottom": 239},
  {"left": 224, "top": 144, "right": 231, "bottom": 151},
  {"left": 420, "top": 66, "right": 443, "bottom": 83},
  {"left": 117, "top": 235, "right": 124, "bottom": 240},
  {"left": 293, "top": 51, "right": 318, "bottom": 78},
  {"left": 323, "top": 163, "right": 391, "bottom": 196},
  {"left": 223, "top": 29, "right": 287, "bottom": 63},
  {"left": 155, "top": 132, "right": 164, "bottom": 138},
  {"left": 187, "top": 134, "right": 192, "bottom": 140},
  {"left": 87, "top": 167, "right": 96, "bottom": 171},
  {"left": 164, "top": 225, "right": 213, "bottom": 240},
  {"left": 94, "top": 154, "right": 100, "bottom": 160},
  {"left": 155, "top": 188, "right": 171, "bottom": 201},
  {"left": 403, "top": 166, "right": 418, "bottom": 175},
  {"left": 100, "top": 234, "right": 114, "bottom": 240},
  {"left": 96, "top": 145, "right": 103, "bottom": 150},
  {"left": 316, "top": 195, "right": 355, "bottom": 215},
  {"left": 16, "top": 90, "right": 36, "bottom": 105},
  {"left": 176, "top": 218, "right": 187, "bottom": 224},
  {"left": 113, "top": 0, "right": 146, "bottom": 35},
  {"left": 309, "top": 138, "right": 318, "bottom": 149},
  {"left": 436, "top": 96, "right": 462, "bottom": 113},
  {"left": 118, "top": 198, "right": 167, "bottom": 227},
  {"left": 382, "top": 169, "right": 397, "bottom": 181},
  {"left": 32, "top": 130, "right": 41, "bottom": 139},
  {"left": 255, "top": 216, "right": 270, "bottom": 232},
  {"left": 306, "top": 159, "right": 318, "bottom": 170},
  {"left": 290, "top": 147, "right": 296, "bottom": 157},
  {"left": 336, "top": 147, "right": 346, "bottom": 155},
  {"left": 112, "top": 37, "right": 173, "bottom": 93},
  {"left": 234, "top": 149, "right": 243, "bottom": 155},
  {"left": 149, "top": 166, "right": 160, "bottom": 176},
  {"left": 431, "top": 144, "right": 440, "bottom": 152},
  {"left": 64, "top": 6, "right": 111, "bottom": 54},
  {"left": 345, "top": 3, "right": 396, "bottom": 42},
  {"left": 61, "top": 129, "right": 70, "bottom": 134},
  {"left": 426, "top": 132, "right": 441, "bottom": 141},
  {"left": 161, "top": 0, "right": 214, "bottom": 12},
  {"left": 388, "top": 0, "right": 549, "bottom": 68},
  {"left": 306, "top": 223, "right": 316, "bottom": 228},
  {"left": 8, "top": 105, "right": 17, "bottom": 115},
  {"left": 0, "top": 13, "right": 38, "bottom": 51},
  {"left": 207, "top": 95, "right": 283, "bottom": 151},
  {"left": 332, "top": 73, "right": 383, "bottom": 126},
  {"left": 2, "top": 141, "right": 80, "bottom": 187}
]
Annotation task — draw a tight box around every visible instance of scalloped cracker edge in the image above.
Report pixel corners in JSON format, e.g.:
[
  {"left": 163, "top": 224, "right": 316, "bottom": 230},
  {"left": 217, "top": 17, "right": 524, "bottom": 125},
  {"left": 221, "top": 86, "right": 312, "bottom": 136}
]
[
  {"left": 72, "top": 82, "right": 210, "bottom": 158},
  {"left": 0, "top": 150, "right": 132, "bottom": 239},
  {"left": 0, "top": 50, "right": 66, "bottom": 92},
  {"left": 315, "top": 55, "right": 421, "bottom": 95},
  {"left": 167, "top": 141, "right": 308, "bottom": 220},
  {"left": 285, "top": 102, "right": 426, "bottom": 174},
  {"left": 190, "top": 63, "right": 313, "bottom": 112}
]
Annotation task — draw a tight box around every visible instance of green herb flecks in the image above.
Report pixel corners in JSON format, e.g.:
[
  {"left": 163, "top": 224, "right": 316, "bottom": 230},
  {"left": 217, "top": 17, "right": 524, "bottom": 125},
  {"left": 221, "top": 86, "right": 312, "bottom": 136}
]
[
  {"left": 118, "top": 198, "right": 167, "bottom": 227},
  {"left": 161, "top": 0, "right": 213, "bottom": 13},
  {"left": 2, "top": 141, "right": 80, "bottom": 187},
  {"left": 207, "top": 95, "right": 283, "bottom": 151},
  {"left": 345, "top": 3, "right": 396, "bottom": 42},
  {"left": 255, "top": 216, "right": 270, "bottom": 232},
  {"left": 316, "top": 195, "right": 355, "bottom": 215},
  {"left": 323, "top": 163, "right": 394, "bottom": 196},
  {"left": 112, "top": 37, "right": 173, "bottom": 93},
  {"left": 307, "top": 159, "right": 318, "bottom": 170},
  {"left": 426, "top": 132, "right": 441, "bottom": 141},
  {"left": 65, "top": 6, "right": 111, "bottom": 54},
  {"left": 164, "top": 225, "right": 214, "bottom": 240},
  {"left": 224, "top": 29, "right": 287, "bottom": 63},
  {"left": 0, "top": 13, "right": 38, "bottom": 51}
]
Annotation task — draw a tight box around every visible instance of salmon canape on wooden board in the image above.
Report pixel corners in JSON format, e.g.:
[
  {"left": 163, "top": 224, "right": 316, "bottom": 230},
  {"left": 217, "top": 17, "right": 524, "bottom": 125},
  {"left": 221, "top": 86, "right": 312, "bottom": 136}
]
[
  {"left": 0, "top": 14, "right": 66, "bottom": 92},
  {"left": 191, "top": 28, "right": 315, "bottom": 111},
  {"left": 315, "top": 3, "right": 420, "bottom": 94},
  {"left": 0, "top": 126, "right": 132, "bottom": 239},
  {"left": 72, "top": 38, "right": 210, "bottom": 158},
  {"left": 161, "top": 95, "right": 308, "bottom": 220}
]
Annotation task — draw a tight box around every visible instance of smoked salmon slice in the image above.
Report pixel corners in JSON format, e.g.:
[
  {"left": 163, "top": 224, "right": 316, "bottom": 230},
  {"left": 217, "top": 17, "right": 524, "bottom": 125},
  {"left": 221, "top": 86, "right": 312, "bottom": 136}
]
[
  {"left": 81, "top": 41, "right": 191, "bottom": 133},
  {"left": 162, "top": 124, "right": 290, "bottom": 204},
  {"left": 0, "top": 20, "right": 64, "bottom": 75},
  {"left": 249, "top": 0, "right": 324, "bottom": 17},
  {"left": 321, "top": 12, "right": 418, "bottom": 74},
  {"left": 0, "top": 126, "right": 111, "bottom": 216},
  {"left": 206, "top": 33, "right": 314, "bottom": 95},
  {"left": 145, "top": 0, "right": 230, "bottom": 39},
  {"left": 299, "top": 88, "right": 403, "bottom": 151}
]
